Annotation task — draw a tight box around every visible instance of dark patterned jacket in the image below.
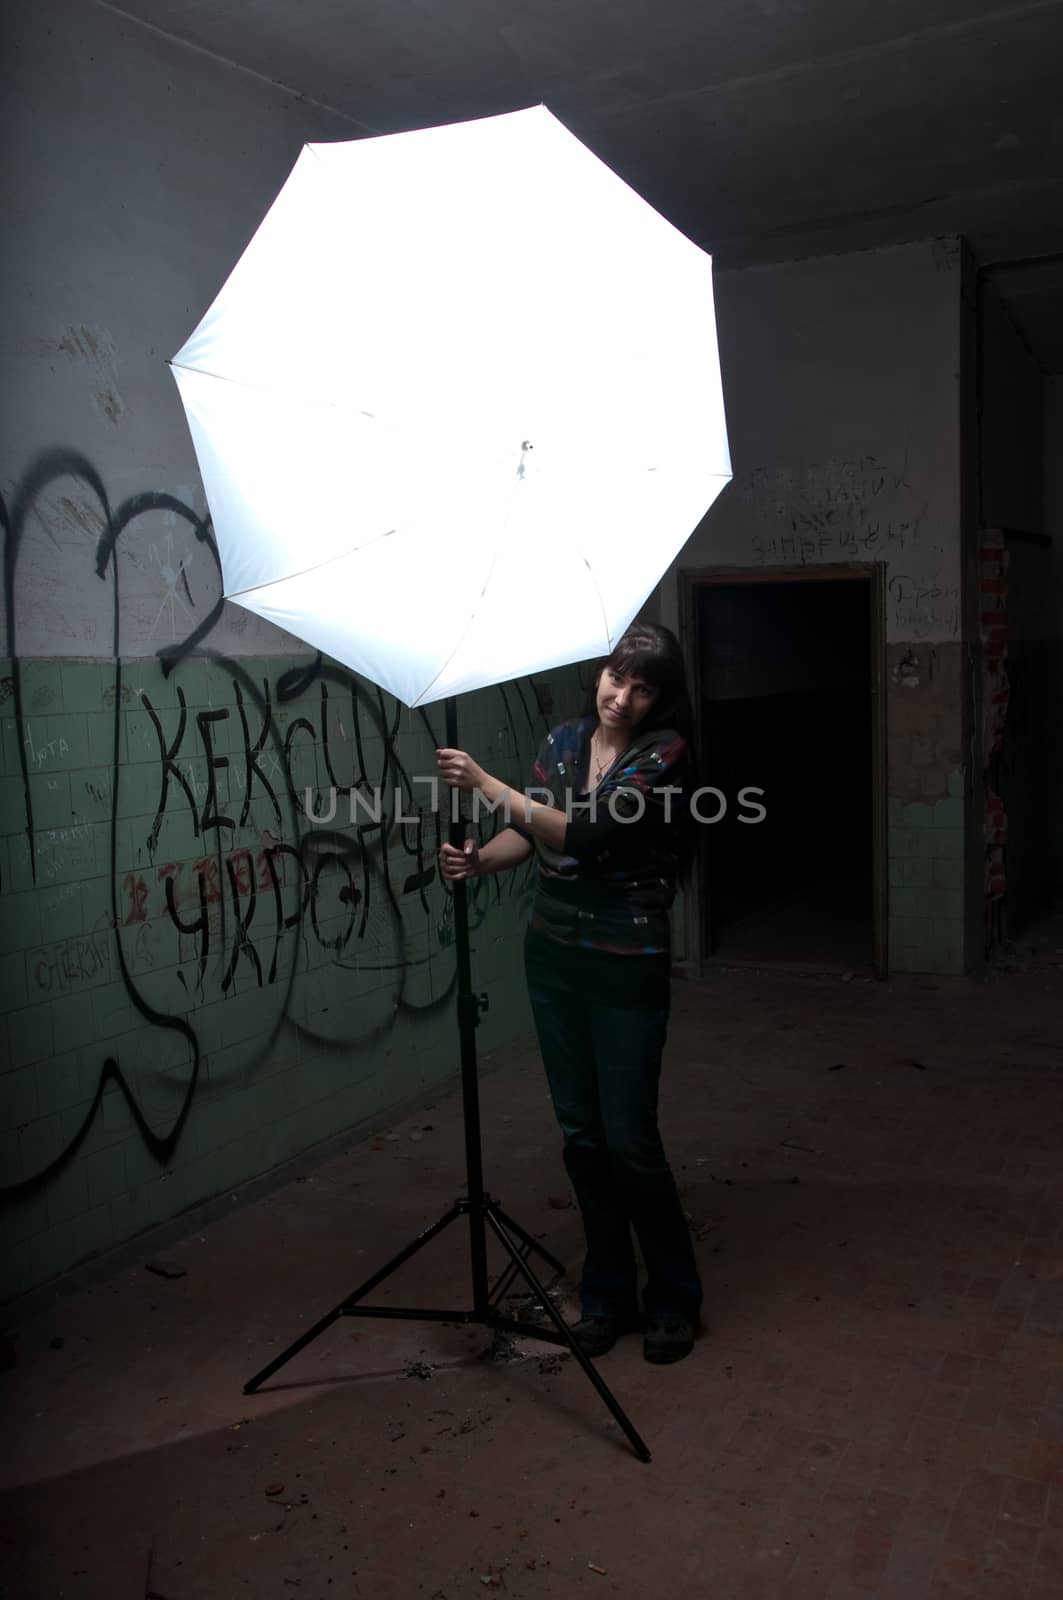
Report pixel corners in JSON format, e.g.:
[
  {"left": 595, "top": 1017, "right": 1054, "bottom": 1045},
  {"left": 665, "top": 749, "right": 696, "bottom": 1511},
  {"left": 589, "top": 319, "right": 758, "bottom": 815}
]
[{"left": 514, "top": 715, "right": 689, "bottom": 960}]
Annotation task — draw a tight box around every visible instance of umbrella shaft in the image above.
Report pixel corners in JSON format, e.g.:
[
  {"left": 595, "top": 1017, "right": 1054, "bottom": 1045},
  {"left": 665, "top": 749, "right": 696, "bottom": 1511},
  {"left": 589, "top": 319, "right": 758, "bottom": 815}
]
[{"left": 446, "top": 697, "right": 489, "bottom": 1307}]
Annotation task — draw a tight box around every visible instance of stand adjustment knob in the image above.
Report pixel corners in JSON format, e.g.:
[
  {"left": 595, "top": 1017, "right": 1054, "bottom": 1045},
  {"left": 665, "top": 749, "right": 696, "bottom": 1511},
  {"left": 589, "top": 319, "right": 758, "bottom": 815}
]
[{"left": 458, "top": 991, "right": 489, "bottom": 1028}]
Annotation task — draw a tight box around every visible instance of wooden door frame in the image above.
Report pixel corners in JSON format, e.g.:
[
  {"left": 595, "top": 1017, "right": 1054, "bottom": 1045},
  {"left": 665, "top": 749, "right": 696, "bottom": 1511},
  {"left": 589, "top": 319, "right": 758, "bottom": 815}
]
[{"left": 677, "top": 563, "right": 888, "bottom": 978}]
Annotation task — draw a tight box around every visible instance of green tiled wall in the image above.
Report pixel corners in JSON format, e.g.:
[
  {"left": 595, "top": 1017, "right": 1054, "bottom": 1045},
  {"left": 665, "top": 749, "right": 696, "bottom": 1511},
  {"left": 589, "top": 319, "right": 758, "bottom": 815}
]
[
  {"left": 887, "top": 770, "right": 967, "bottom": 974},
  {"left": 1, "top": 654, "right": 580, "bottom": 1300}
]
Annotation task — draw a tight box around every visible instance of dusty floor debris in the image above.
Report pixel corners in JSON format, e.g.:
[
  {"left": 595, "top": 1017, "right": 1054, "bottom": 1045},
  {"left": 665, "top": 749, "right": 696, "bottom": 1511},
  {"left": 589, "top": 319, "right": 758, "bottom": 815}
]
[{"left": 4, "top": 949, "right": 1063, "bottom": 1598}]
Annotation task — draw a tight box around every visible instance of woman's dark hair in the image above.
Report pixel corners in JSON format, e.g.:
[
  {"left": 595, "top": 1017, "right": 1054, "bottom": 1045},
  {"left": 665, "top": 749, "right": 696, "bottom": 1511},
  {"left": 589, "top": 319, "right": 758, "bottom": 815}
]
[
  {"left": 583, "top": 621, "right": 696, "bottom": 748},
  {"left": 584, "top": 621, "right": 702, "bottom": 880}
]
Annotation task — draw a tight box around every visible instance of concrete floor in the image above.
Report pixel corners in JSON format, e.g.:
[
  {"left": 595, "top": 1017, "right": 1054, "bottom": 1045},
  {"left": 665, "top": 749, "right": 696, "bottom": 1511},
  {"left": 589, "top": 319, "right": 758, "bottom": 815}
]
[{"left": 4, "top": 930, "right": 1063, "bottom": 1600}]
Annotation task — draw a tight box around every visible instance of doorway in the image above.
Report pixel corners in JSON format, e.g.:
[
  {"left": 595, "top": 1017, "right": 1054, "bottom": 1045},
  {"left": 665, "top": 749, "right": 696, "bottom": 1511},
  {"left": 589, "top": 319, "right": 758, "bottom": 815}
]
[{"left": 685, "top": 568, "right": 885, "bottom": 973}]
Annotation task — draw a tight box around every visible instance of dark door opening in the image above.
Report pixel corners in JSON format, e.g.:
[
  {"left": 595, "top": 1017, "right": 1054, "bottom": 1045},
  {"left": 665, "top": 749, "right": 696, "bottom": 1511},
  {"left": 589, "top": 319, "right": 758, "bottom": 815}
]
[{"left": 695, "top": 574, "right": 876, "bottom": 970}]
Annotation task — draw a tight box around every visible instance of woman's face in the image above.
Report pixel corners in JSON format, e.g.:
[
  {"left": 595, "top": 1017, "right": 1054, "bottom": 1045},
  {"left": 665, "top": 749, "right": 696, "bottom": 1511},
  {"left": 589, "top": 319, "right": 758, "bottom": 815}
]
[{"left": 595, "top": 663, "right": 659, "bottom": 735}]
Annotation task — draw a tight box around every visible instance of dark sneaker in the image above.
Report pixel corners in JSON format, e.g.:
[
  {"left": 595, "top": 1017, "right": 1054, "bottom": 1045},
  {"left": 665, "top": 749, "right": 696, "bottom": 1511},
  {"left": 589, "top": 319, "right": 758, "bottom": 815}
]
[
  {"left": 643, "top": 1314, "right": 696, "bottom": 1364},
  {"left": 566, "top": 1310, "right": 641, "bottom": 1358}
]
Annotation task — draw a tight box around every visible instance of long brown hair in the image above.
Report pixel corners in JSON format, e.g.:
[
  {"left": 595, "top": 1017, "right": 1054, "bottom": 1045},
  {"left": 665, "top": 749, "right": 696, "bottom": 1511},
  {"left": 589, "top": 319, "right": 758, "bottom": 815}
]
[{"left": 584, "top": 621, "right": 696, "bottom": 748}]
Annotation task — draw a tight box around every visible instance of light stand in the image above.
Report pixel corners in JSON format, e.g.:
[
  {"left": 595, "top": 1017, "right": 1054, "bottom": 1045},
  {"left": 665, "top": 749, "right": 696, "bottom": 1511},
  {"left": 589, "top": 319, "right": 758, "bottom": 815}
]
[{"left": 243, "top": 696, "right": 651, "bottom": 1463}]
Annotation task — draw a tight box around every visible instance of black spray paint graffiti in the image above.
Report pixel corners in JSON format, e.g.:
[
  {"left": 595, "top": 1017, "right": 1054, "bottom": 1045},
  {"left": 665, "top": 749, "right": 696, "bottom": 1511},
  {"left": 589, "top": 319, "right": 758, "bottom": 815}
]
[{"left": 0, "top": 450, "right": 547, "bottom": 1200}]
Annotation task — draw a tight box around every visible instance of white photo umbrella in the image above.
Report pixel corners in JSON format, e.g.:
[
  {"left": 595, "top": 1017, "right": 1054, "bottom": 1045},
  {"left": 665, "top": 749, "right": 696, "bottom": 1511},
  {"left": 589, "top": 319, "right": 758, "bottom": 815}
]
[
  {"left": 170, "top": 106, "right": 730, "bottom": 706},
  {"left": 172, "top": 106, "right": 730, "bottom": 1462}
]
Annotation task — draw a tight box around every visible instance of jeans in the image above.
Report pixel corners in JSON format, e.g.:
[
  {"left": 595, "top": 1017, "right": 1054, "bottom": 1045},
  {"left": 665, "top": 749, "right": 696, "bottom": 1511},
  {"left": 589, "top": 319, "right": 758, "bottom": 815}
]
[{"left": 528, "top": 981, "right": 702, "bottom": 1322}]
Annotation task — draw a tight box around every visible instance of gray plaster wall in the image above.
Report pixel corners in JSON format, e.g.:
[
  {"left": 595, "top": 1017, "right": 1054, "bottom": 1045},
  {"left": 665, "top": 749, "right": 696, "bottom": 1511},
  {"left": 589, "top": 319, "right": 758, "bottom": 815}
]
[
  {"left": 661, "top": 237, "right": 964, "bottom": 643},
  {"left": 2, "top": 0, "right": 361, "bottom": 659},
  {"left": 657, "top": 239, "right": 971, "bottom": 973}
]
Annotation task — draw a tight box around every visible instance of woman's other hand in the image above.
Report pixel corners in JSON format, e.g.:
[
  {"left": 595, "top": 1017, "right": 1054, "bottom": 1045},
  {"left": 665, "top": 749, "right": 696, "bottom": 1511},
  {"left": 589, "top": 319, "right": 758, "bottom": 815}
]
[
  {"left": 436, "top": 747, "right": 488, "bottom": 793},
  {"left": 439, "top": 839, "right": 481, "bottom": 881}
]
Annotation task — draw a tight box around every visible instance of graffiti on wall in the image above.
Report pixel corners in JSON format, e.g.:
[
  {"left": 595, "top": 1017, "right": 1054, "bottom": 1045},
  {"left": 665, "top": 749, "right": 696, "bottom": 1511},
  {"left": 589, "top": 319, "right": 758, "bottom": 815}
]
[
  {"left": 886, "top": 572, "right": 961, "bottom": 642},
  {"left": 1, "top": 451, "right": 548, "bottom": 1201},
  {"left": 740, "top": 454, "right": 931, "bottom": 566}
]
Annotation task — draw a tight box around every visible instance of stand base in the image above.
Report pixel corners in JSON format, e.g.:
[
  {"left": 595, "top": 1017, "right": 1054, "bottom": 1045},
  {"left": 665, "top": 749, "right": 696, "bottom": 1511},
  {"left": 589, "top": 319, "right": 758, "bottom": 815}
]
[{"left": 244, "top": 1193, "right": 651, "bottom": 1463}]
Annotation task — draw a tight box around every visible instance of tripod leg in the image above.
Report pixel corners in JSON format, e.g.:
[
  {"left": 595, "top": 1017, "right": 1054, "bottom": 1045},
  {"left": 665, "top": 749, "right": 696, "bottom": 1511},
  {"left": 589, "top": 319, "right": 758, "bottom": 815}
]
[
  {"left": 490, "top": 1203, "right": 566, "bottom": 1279},
  {"left": 244, "top": 1204, "right": 464, "bottom": 1394},
  {"left": 483, "top": 1209, "right": 652, "bottom": 1463},
  {"left": 487, "top": 1250, "right": 529, "bottom": 1310},
  {"left": 485, "top": 1208, "right": 564, "bottom": 1309},
  {"left": 244, "top": 1301, "right": 346, "bottom": 1395}
]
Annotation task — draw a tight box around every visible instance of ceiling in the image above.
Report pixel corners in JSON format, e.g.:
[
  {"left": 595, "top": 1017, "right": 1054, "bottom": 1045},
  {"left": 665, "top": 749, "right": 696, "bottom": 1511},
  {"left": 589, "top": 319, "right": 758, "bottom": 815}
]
[{"left": 109, "top": 0, "right": 1063, "bottom": 369}]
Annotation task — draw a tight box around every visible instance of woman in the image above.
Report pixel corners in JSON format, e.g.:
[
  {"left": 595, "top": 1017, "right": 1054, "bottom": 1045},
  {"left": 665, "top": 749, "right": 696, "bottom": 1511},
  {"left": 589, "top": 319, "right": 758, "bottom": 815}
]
[{"left": 437, "top": 622, "right": 702, "bottom": 1363}]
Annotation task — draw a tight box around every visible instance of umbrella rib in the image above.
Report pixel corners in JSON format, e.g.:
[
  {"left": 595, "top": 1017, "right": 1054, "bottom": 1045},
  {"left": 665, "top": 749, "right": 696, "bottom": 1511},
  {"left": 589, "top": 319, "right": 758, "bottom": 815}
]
[
  {"left": 416, "top": 563, "right": 503, "bottom": 706},
  {"left": 415, "top": 530, "right": 613, "bottom": 706},
  {"left": 168, "top": 360, "right": 275, "bottom": 391},
  {"left": 168, "top": 360, "right": 378, "bottom": 417},
  {"left": 580, "top": 549, "right": 613, "bottom": 653},
  {"left": 414, "top": 457, "right": 531, "bottom": 704},
  {"left": 225, "top": 530, "right": 398, "bottom": 600}
]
